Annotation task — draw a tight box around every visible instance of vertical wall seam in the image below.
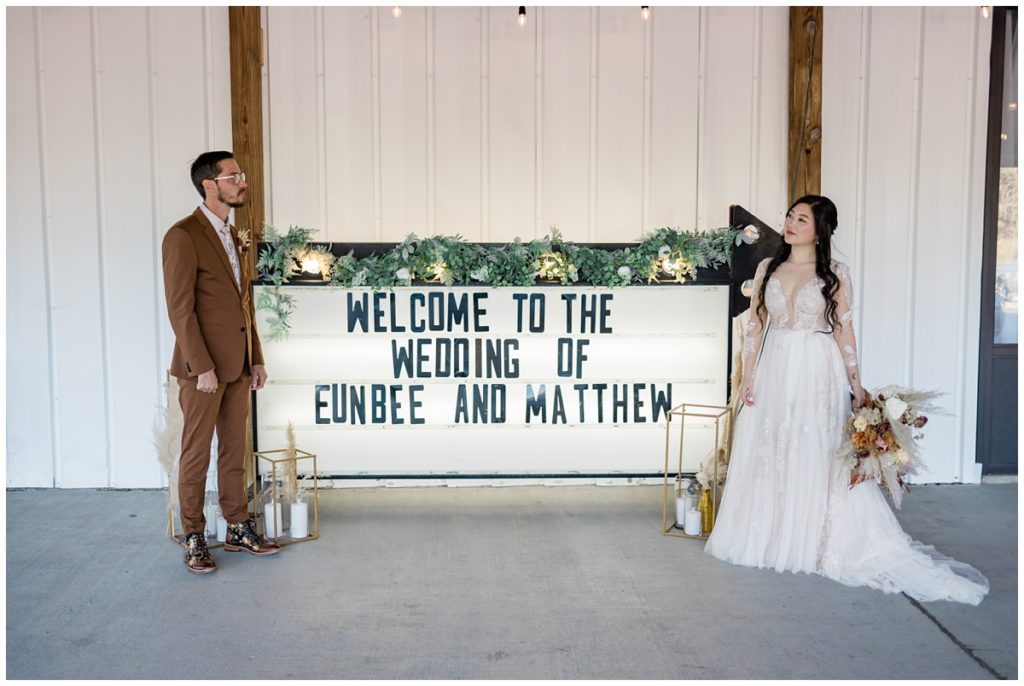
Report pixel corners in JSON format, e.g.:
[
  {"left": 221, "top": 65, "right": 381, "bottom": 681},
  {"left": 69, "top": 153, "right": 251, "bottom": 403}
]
[
  {"left": 905, "top": 7, "right": 926, "bottom": 390},
  {"left": 695, "top": 7, "right": 708, "bottom": 229},
  {"left": 641, "top": 7, "right": 653, "bottom": 235},
  {"left": 263, "top": 8, "right": 275, "bottom": 228},
  {"left": 588, "top": 7, "right": 598, "bottom": 241},
  {"left": 203, "top": 7, "right": 214, "bottom": 148},
  {"left": 955, "top": 8, "right": 983, "bottom": 481},
  {"left": 370, "top": 7, "right": 383, "bottom": 239},
  {"left": 317, "top": 8, "right": 328, "bottom": 235},
  {"left": 33, "top": 8, "right": 61, "bottom": 487},
  {"left": 90, "top": 7, "right": 116, "bottom": 487},
  {"left": 854, "top": 8, "right": 871, "bottom": 353},
  {"left": 426, "top": 7, "right": 436, "bottom": 234},
  {"left": 748, "top": 7, "right": 762, "bottom": 212},
  {"left": 535, "top": 7, "right": 543, "bottom": 238},
  {"left": 480, "top": 8, "right": 490, "bottom": 240},
  {"left": 146, "top": 7, "right": 167, "bottom": 489}
]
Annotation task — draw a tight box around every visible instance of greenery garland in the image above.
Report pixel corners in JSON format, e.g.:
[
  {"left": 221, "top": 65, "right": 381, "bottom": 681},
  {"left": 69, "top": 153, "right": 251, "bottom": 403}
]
[{"left": 255, "top": 225, "right": 740, "bottom": 341}]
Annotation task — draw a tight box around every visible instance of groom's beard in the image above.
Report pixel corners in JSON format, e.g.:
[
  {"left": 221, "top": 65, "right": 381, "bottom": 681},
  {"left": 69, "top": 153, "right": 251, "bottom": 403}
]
[{"left": 218, "top": 188, "right": 246, "bottom": 209}]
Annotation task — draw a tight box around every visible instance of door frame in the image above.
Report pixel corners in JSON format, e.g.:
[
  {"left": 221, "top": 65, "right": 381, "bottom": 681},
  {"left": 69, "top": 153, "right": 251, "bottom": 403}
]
[{"left": 977, "top": 6, "right": 1018, "bottom": 475}]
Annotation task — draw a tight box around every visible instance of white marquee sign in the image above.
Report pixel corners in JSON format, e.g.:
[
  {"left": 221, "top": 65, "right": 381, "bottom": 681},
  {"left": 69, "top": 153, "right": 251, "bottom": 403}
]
[{"left": 254, "top": 285, "right": 730, "bottom": 477}]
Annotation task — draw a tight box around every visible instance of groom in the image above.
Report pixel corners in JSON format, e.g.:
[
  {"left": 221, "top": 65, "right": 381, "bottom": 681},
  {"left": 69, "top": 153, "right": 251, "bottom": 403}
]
[{"left": 162, "top": 150, "right": 280, "bottom": 574}]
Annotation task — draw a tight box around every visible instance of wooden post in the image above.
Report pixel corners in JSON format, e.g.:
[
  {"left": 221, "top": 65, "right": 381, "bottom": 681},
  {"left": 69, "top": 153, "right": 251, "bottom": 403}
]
[
  {"left": 788, "top": 7, "right": 823, "bottom": 200},
  {"left": 229, "top": 7, "right": 265, "bottom": 495},
  {"left": 229, "top": 6, "right": 265, "bottom": 275}
]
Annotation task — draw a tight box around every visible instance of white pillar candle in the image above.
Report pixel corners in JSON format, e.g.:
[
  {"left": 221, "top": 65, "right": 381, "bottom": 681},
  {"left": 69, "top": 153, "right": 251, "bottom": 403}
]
[
  {"left": 675, "top": 495, "right": 688, "bottom": 527},
  {"left": 683, "top": 508, "right": 702, "bottom": 536},
  {"left": 264, "top": 501, "right": 283, "bottom": 538},
  {"left": 290, "top": 501, "right": 308, "bottom": 539},
  {"left": 216, "top": 514, "right": 228, "bottom": 541}
]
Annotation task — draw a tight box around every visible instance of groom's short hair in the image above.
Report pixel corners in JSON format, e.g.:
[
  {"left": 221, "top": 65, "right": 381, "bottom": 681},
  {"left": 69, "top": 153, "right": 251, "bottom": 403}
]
[{"left": 190, "top": 151, "right": 234, "bottom": 199}]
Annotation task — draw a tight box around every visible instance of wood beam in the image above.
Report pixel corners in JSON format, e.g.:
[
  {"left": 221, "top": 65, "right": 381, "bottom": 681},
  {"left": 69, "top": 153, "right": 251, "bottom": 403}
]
[
  {"left": 229, "top": 6, "right": 265, "bottom": 274},
  {"left": 229, "top": 7, "right": 265, "bottom": 485},
  {"left": 788, "top": 6, "right": 823, "bottom": 200}
]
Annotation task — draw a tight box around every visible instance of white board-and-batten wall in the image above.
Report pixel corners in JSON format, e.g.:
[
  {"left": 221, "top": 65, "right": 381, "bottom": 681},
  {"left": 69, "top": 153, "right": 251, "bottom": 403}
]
[{"left": 6, "top": 6, "right": 990, "bottom": 487}]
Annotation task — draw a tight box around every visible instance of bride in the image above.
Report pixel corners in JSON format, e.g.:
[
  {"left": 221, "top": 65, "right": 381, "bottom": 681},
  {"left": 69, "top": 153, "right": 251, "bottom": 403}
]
[{"left": 704, "top": 195, "right": 989, "bottom": 605}]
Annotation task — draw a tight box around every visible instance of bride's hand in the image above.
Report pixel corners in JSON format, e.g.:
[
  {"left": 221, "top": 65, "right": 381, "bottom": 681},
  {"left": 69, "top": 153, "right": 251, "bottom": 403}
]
[
  {"left": 851, "top": 384, "right": 866, "bottom": 410},
  {"left": 738, "top": 379, "right": 755, "bottom": 407}
]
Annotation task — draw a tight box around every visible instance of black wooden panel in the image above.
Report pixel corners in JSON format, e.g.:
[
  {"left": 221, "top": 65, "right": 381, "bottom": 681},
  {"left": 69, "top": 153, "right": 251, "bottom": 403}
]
[{"left": 985, "top": 355, "right": 1019, "bottom": 473}]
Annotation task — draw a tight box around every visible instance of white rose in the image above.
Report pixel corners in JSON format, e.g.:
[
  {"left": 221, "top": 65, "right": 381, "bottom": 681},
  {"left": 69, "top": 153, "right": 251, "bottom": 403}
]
[
  {"left": 853, "top": 415, "right": 868, "bottom": 432},
  {"left": 658, "top": 245, "right": 671, "bottom": 257},
  {"left": 884, "top": 397, "right": 909, "bottom": 423},
  {"left": 894, "top": 449, "right": 910, "bottom": 466},
  {"left": 617, "top": 266, "right": 632, "bottom": 279},
  {"left": 395, "top": 267, "right": 411, "bottom": 280}
]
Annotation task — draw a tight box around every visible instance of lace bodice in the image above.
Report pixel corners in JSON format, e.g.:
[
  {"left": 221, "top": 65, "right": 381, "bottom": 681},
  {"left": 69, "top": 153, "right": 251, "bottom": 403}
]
[
  {"left": 740, "top": 258, "right": 860, "bottom": 384},
  {"left": 764, "top": 270, "right": 843, "bottom": 332}
]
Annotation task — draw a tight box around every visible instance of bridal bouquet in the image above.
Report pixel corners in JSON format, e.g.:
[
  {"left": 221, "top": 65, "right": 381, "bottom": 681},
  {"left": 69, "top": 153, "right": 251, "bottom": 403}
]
[{"left": 834, "top": 386, "right": 945, "bottom": 509}]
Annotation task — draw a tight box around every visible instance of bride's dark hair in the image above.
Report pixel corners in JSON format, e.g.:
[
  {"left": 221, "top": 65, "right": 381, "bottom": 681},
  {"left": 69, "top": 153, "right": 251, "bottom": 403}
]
[{"left": 755, "top": 194, "right": 842, "bottom": 334}]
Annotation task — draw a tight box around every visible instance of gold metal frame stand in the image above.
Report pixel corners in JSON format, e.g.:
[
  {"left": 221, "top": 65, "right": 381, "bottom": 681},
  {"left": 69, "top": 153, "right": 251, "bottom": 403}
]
[
  {"left": 661, "top": 402, "right": 731, "bottom": 540},
  {"left": 253, "top": 448, "right": 321, "bottom": 548}
]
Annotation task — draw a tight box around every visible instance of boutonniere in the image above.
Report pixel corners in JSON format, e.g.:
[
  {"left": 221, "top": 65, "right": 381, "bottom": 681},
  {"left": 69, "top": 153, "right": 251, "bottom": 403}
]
[{"left": 236, "top": 227, "right": 252, "bottom": 254}]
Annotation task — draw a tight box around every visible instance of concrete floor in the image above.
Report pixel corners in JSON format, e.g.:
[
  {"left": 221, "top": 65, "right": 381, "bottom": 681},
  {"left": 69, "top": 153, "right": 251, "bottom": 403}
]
[{"left": 5, "top": 484, "right": 1016, "bottom": 679}]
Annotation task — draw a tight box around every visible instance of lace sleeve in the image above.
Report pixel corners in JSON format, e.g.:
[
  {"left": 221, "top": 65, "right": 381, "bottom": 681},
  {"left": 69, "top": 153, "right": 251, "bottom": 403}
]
[
  {"left": 832, "top": 262, "right": 862, "bottom": 388},
  {"left": 740, "top": 258, "right": 771, "bottom": 383}
]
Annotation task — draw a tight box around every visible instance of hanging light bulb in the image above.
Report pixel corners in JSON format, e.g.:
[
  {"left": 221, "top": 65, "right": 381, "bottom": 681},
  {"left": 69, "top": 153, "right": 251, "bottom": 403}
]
[
  {"left": 641, "top": 6, "right": 650, "bottom": 20},
  {"left": 981, "top": 6, "right": 991, "bottom": 19},
  {"left": 392, "top": 6, "right": 402, "bottom": 18},
  {"left": 517, "top": 6, "right": 527, "bottom": 27}
]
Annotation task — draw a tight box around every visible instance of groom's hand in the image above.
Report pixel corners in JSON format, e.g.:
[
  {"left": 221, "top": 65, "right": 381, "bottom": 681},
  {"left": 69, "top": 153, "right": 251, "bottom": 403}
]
[
  {"left": 197, "top": 369, "right": 218, "bottom": 393},
  {"left": 251, "top": 364, "right": 268, "bottom": 391}
]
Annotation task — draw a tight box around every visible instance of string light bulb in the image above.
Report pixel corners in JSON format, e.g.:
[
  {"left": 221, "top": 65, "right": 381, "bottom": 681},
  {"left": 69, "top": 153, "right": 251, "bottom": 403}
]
[
  {"left": 517, "top": 6, "right": 527, "bottom": 27},
  {"left": 741, "top": 225, "right": 760, "bottom": 244},
  {"left": 301, "top": 256, "right": 324, "bottom": 276},
  {"left": 641, "top": 6, "right": 650, "bottom": 20},
  {"left": 392, "top": 6, "right": 402, "bottom": 18},
  {"left": 981, "top": 6, "right": 991, "bottom": 19}
]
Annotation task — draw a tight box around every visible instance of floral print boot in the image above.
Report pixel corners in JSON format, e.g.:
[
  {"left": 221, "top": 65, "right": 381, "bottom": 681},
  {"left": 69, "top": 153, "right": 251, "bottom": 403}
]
[
  {"left": 225, "top": 518, "right": 281, "bottom": 556},
  {"left": 183, "top": 532, "right": 217, "bottom": 574}
]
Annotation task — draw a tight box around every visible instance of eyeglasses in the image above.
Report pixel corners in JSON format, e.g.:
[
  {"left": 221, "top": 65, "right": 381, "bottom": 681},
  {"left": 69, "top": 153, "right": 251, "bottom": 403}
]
[{"left": 212, "top": 172, "right": 246, "bottom": 184}]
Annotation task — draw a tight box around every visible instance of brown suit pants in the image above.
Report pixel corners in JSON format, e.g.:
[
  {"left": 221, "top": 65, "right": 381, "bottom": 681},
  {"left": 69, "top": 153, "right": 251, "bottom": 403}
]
[{"left": 178, "top": 372, "right": 251, "bottom": 534}]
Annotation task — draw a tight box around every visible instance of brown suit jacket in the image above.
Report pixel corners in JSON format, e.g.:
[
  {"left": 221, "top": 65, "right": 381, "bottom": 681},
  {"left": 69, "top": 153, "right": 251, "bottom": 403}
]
[{"left": 162, "top": 207, "right": 264, "bottom": 382}]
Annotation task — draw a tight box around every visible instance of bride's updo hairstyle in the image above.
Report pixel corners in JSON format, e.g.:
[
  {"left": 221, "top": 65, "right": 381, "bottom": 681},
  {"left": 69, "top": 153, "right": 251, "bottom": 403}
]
[{"left": 755, "top": 194, "right": 843, "bottom": 334}]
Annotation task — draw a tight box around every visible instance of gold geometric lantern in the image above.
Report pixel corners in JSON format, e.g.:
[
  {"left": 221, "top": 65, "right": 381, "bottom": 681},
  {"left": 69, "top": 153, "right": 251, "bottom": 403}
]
[
  {"left": 661, "top": 402, "right": 731, "bottom": 540},
  {"left": 253, "top": 448, "right": 320, "bottom": 547}
]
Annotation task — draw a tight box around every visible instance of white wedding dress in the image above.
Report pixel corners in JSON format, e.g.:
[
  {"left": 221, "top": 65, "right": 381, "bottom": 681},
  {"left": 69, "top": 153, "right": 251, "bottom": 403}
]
[{"left": 705, "top": 258, "right": 989, "bottom": 605}]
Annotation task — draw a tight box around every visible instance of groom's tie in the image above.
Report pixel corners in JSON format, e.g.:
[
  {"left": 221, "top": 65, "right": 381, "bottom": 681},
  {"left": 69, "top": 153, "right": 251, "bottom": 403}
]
[{"left": 217, "top": 224, "right": 242, "bottom": 291}]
